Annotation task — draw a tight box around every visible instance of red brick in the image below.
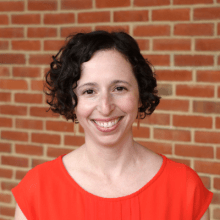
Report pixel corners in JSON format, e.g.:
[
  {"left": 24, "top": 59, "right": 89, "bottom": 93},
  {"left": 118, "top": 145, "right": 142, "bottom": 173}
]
[
  {"left": 134, "top": 0, "right": 170, "bottom": 6},
  {"left": 139, "top": 141, "right": 172, "bottom": 154},
  {"left": 1, "top": 182, "right": 17, "bottom": 191},
  {"left": 194, "top": 7, "right": 220, "bottom": 20},
  {"left": 15, "top": 93, "right": 43, "bottom": 104},
  {"left": 0, "top": 206, "right": 14, "bottom": 216},
  {"left": 16, "top": 170, "right": 28, "bottom": 180},
  {"left": 28, "top": 0, "right": 57, "bottom": 10},
  {"left": 61, "top": 27, "right": 92, "bottom": 37},
  {"left": 172, "top": 157, "right": 192, "bottom": 166},
  {"left": 216, "top": 147, "right": 220, "bottom": 158},
  {"left": 200, "top": 176, "right": 211, "bottom": 189},
  {"left": 153, "top": 39, "right": 191, "bottom": 51},
  {"left": 173, "top": 115, "right": 212, "bottom": 128},
  {"left": 44, "top": 40, "right": 65, "bottom": 51},
  {"left": 176, "top": 85, "right": 214, "bottom": 97},
  {"left": 132, "top": 126, "right": 150, "bottom": 138},
  {"left": 95, "top": 25, "right": 129, "bottom": 33},
  {"left": 0, "top": 105, "right": 27, "bottom": 116},
  {"left": 134, "top": 25, "right": 170, "bottom": 37},
  {"left": 212, "top": 193, "right": 220, "bottom": 205},
  {"left": 0, "top": 41, "right": 8, "bottom": 50},
  {"left": 30, "top": 107, "right": 59, "bottom": 118},
  {"left": 0, "top": 118, "right": 12, "bottom": 128},
  {"left": 197, "top": 70, "right": 220, "bottom": 82},
  {"left": 141, "top": 113, "right": 170, "bottom": 125},
  {"left": 0, "top": 15, "right": 8, "bottom": 24},
  {"left": 0, "top": 143, "right": 11, "bottom": 153},
  {"left": 195, "top": 160, "right": 220, "bottom": 175},
  {"left": 135, "top": 39, "right": 149, "bottom": 51},
  {"left": 154, "top": 128, "right": 191, "bottom": 142},
  {"left": 78, "top": 12, "right": 110, "bottom": 23},
  {"left": 44, "top": 13, "right": 75, "bottom": 24},
  {"left": 218, "top": 23, "right": 220, "bottom": 35},
  {"left": 0, "top": 1, "right": 24, "bottom": 11},
  {"left": 13, "top": 67, "right": 41, "bottom": 78},
  {"left": 157, "top": 84, "right": 172, "bottom": 96},
  {"left": 12, "top": 40, "right": 41, "bottom": 51},
  {"left": 214, "top": 178, "right": 220, "bottom": 190},
  {"left": 174, "top": 0, "right": 212, "bottom": 4},
  {"left": 219, "top": 56, "right": 220, "bottom": 65},
  {"left": 16, "top": 119, "right": 43, "bottom": 130},
  {"left": 157, "top": 70, "right": 192, "bottom": 81},
  {"left": 29, "top": 54, "right": 52, "bottom": 65},
  {"left": 1, "top": 156, "right": 28, "bottom": 167},
  {"left": 32, "top": 133, "right": 60, "bottom": 145},
  {"left": 144, "top": 54, "right": 170, "bottom": 66},
  {"left": 32, "top": 158, "right": 49, "bottom": 167},
  {"left": 0, "top": 92, "right": 11, "bottom": 102},
  {"left": 175, "top": 144, "right": 213, "bottom": 158},
  {"left": 174, "top": 23, "right": 213, "bottom": 36},
  {"left": 65, "top": 136, "right": 85, "bottom": 146},
  {"left": 216, "top": 117, "right": 220, "bottom": 129},
  {"left": 193, "top": 101, "right": 220, "bottom": 114},
  {"left": 175, "top": 55, "right": 213, "bottom": 66},
  {"left": 15, "top": 144, "right": 43, "bottom": 156},
  {"left": 0, "top": 67, "right": 10, "bottom": 76},
  {"left": 0, "top": 193, "right": 11, "bottom": 203},
  {"left": 28, "top": 27, "right": 57, "bottom": 38},
  {"left": 0, "top": 168, "right": 12, "bottom": 178},
  {"left": 0, "top": 28, "right": 24, "bottom": 38},
  {"left": 195, "top": 131, "right": 220, "bottom": 144},
  {"left": 12, "top": 14, "right": 41, "bottom": 24},
  {"left": 1, "top": 131, "right": 28, "bottom": 142},
  {"left": 196, "top": 39, "right": 220, "bottom": 51},
  {"left": 0, "top": 54, "right": 25, "bottom": 64},
  {"left": 157, "top": 99, "right": 189, "bottom": 112},
  {"left": 0, "top": 79, "right": 27, "bottom": 90},
  {"left": 114, "top": 10, "right": 148, "bottom": 22},
  {"left": 46, "top": 120, "right": 74, "bottom": 132},
  {"left": 214, "top": 208, "right": 220, "bottom": 219},
  {"left": 61, "top": 0, "right": 92, "bottom": 9},
  {"left": 152, "top": 9, "right": 190, "bottom": 21},
  {"left": 31, "top": 80, "right": 44, "bottom": 91},
  {"left": 218, "top": 86, "right": 220, "bottom": 98},
  {"left": 96, "top": 0, "right": 130, "bottom": 7},
  {"left": 47, "top": 147, "right": 72, "bottom": 157}
]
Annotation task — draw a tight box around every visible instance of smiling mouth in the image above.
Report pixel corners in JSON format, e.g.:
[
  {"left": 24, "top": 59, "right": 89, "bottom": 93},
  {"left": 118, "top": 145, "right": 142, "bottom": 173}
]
[{"left": 92, "top": 117, "right": 123, "bottom": 128}]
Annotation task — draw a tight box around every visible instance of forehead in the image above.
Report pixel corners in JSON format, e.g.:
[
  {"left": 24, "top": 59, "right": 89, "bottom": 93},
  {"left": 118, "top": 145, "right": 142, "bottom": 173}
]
[{"left": 80, "top": 50, "right": 135, "bottom": 82}]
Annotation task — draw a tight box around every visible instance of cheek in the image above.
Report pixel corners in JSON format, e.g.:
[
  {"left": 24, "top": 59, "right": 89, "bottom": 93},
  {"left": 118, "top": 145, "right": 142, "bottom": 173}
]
[
  {"left": 117, "top": 95, "right": 139, "bottom": 113},
  {"left": 75, "top": 99, "right": 95, "bottom": 119}
]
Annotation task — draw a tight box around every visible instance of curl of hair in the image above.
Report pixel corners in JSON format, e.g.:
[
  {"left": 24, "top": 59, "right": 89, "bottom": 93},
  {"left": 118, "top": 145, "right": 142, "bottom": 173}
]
[{"left": 45, "top": 30, "right": 160, "bottom": 122}]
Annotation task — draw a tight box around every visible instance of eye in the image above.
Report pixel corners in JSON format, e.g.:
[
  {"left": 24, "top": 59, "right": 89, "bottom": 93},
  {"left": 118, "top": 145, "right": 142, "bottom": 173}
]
[
  {"left": 83, "top": 89, "right": 94, "bottom": 95},
  {"left": 115, "top": 86, "right": 127, "bottom": 92}
]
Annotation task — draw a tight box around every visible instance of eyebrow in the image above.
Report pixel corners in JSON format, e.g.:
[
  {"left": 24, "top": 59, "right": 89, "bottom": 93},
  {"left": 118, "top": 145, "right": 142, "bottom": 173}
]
[{"left": 77, "top": 80, "right": 131, "bottom": 89}]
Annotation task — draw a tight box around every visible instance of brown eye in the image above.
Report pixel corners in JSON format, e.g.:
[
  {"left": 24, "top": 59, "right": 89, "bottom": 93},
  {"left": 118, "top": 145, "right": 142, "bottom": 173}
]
[{"left": 83, "top": 89, "right": 94, "bottom": 94}]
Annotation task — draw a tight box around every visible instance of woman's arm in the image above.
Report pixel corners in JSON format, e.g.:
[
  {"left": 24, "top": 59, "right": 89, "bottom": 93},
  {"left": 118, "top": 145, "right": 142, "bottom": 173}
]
[
  {"left": 14, "top": 203, "right": 28, "bottom": 220},
  {"left": 200, "top": 208, "right": 210, "bottom": 220}
]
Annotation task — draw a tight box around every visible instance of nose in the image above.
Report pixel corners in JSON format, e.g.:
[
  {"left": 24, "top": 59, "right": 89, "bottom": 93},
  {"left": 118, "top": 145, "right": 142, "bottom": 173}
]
[{"left": 97, "top": 92, "right": 115, "bottom": 116}]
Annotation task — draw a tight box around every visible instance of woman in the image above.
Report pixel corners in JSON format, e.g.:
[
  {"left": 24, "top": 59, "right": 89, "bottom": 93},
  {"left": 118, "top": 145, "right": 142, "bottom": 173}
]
[{"left": 12, "top": 31, "right": 212, "bottom": 220}]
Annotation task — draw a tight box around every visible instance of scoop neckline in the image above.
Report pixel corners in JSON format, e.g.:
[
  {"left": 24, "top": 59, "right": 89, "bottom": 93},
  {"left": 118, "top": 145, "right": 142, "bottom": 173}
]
[{"left": 58, "top": 153, "right": 167, "bottom": 202}]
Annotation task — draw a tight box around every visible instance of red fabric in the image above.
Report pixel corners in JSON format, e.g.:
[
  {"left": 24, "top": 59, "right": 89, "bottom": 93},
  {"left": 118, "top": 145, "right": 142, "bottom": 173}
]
[{"left": 12, "top": 154, "right": 213, "bottom": 220}]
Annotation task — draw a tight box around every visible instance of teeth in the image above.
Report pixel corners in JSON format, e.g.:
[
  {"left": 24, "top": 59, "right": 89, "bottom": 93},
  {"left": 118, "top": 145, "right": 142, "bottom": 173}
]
[{"left": 94, "top": 118, "right": 120, "bottom": 128}]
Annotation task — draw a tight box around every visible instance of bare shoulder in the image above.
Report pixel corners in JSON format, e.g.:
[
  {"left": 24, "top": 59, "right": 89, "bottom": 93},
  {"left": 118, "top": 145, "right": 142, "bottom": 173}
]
[
  {"left": 135, "top": 142, "right": 163, "bottom": 172},
  {"left": 14, "top": 203, "right": 28, "bottom": 220}
]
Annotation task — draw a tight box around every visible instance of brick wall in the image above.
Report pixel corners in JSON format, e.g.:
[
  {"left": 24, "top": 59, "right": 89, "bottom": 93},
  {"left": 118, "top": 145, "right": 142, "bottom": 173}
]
[{"left": 0, "top": 0, "right": 220, "bottom": 219}]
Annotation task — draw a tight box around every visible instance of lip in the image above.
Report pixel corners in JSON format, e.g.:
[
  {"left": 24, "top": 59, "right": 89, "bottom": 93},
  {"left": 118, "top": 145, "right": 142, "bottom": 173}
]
[{"left": 91, "top": 116, "right": 123, "bottom": 132}]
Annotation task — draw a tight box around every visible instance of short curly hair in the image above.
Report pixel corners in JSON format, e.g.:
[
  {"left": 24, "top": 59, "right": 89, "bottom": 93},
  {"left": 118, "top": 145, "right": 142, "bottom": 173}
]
[{"left": 45, "top": 30, "right": 160, "bottom": 122}]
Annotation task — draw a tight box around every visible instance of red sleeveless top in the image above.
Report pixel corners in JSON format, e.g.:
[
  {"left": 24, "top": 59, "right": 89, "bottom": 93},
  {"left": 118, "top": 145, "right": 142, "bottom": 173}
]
[{"left": 12, "top": 154, "right": 213, "bottom": 220}]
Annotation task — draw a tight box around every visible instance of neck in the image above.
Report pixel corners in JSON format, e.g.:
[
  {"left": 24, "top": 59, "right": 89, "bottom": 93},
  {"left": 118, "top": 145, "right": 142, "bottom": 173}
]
[{"left": 81, "top": 134, "right": 140, "bottom": 179}]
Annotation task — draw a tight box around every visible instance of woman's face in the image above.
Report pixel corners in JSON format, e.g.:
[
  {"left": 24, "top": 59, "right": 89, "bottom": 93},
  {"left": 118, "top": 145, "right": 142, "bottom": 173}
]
[{"left": 75, "top": 49, "right": 140, "bottom": 146}]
